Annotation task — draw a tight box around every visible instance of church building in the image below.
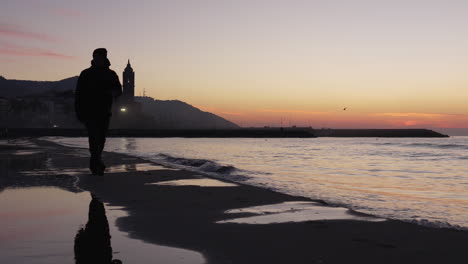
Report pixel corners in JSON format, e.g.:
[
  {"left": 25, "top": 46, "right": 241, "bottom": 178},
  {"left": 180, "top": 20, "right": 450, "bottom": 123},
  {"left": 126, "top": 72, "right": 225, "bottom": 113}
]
[
  {"left": 116, "top": 59, "right": 139, "bottom": 112},
  {"left": 111, "top": 59, "right": 151, "bottom": 128},
  {"left": 122, "top": 60, "right": 135, "bottom": 103}
]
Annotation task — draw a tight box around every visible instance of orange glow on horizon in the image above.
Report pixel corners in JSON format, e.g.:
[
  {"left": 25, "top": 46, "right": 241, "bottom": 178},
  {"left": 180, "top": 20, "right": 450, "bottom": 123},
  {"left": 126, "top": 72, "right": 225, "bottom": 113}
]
[{"left": 197, "top": 105, "right": 468, "bottom": 129}]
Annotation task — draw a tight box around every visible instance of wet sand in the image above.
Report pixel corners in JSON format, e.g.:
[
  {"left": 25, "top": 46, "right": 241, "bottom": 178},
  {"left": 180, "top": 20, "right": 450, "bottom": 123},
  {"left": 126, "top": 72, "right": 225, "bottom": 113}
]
[{"left": 2, "top": 138, "right": 468, "bottom": 264}]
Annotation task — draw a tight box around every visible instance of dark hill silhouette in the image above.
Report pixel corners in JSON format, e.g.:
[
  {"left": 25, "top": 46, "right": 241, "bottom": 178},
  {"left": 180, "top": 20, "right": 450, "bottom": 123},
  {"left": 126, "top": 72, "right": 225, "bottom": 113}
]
[
  {"left": 0, "top": 76, "right": 78, "bottom": 97},
  {"left": 0, "top": 76, "right": 239, "bottom": 129},
  {"left": 135, "top": 97, "right": 239, "bottom": 129}
]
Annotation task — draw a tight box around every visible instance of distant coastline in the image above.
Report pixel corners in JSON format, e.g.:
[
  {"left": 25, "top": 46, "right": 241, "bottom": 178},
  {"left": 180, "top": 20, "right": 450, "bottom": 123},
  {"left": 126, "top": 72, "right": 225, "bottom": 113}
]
[
  {"left": 313, "top": 128, "right": 448, "bottom": 138},
  {"left": 2, "top": 127, "right": 448, "bottom": 138}
]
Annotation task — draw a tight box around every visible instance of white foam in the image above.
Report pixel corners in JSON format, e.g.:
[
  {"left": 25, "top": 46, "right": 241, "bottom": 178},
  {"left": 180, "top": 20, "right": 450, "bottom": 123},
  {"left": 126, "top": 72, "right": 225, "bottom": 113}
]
[
  {"left": 218, "top": 201, "right": 385, "bottom": 224},
  {"left": 146, "top": 178, "right": 238, "bottom": 187}
]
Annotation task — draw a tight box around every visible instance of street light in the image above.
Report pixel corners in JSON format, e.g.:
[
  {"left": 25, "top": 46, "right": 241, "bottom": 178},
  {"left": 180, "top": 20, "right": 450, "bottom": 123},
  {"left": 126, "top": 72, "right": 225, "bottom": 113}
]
[{"left": 120, "top": 107, "right": 127, "bottom": 112}]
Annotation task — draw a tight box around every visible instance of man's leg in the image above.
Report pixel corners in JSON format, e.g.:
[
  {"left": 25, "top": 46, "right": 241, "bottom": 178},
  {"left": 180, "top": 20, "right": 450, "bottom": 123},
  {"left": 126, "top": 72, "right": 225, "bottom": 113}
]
[
  {"left": 85, "top": 117, "right": 110, "bottom": 175},
  {"left": 85, "top": 120, "right": 102, "bottom": 174},
  {"left": 95, "top": 117, "right": 110, "bottom": 171}
]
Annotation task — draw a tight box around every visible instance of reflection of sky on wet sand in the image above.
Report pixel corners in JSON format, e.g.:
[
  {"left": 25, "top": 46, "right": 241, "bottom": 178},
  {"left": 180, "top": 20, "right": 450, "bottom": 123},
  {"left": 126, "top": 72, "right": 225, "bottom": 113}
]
[
  {"left": 0, "top": 139, "right": 39, "bottom": 149},
  {"left": 0, "top": 147, "right": 81, "bottom": 192},
  {"left": 121, "top": 138, "right": 137, "bottom": 152},
  {"left": 20, "top": 163, "right": 176, "bottom": 178},
  {"left": 0, "top": 188, "right": 89, "bottom": 263},
  {"left": 0, "top": 187, "right": 205, "bottom": 264},
  {"left": 218, "top": 201, "right": 385, "bottom": 224},
  {"left": 106, "top": 204, "right": 205, "bottom": 264},
  {"left": 106, "top": 163, "right": 176, "bottom": 173},
  {"left": 21, "top": 168, "right": 89, "bottom": 176},
  {"left": 147, "top": 178, "right": 238, "bottom": 187},
  {"left": 11, "top": 150, "right": 43, "bottom": 156}
]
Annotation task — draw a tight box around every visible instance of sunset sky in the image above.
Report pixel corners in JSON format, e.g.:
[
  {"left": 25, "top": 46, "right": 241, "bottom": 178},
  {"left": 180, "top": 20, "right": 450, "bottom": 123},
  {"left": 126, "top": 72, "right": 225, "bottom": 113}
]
[{"left": 1, "top": 0, "right": 468, "bottom": 131}]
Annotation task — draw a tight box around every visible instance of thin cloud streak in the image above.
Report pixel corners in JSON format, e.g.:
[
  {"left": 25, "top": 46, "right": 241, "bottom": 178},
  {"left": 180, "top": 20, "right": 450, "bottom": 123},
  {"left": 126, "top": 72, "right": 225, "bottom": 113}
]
[
  {"left": 0, "top": 42, "right": 74, "bottom": 59},
  {"left": 0, "top": 24, "right": 59, "bottom": 42},
  {"left": 372, "top": 112, "right": 447, "bottom": 118},
  {"left": 0, "top": 49, "right": 74, "bottom": 59}
]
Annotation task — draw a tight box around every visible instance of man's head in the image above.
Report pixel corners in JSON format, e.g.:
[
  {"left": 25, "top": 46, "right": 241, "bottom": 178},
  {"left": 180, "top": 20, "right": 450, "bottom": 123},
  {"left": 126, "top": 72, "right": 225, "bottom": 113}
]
[
  {"left": 92, "top": 48, "right": 107, "bottom": 59},
  {"left": 92, "top": 48, "right": 110, "bottom": 67}
]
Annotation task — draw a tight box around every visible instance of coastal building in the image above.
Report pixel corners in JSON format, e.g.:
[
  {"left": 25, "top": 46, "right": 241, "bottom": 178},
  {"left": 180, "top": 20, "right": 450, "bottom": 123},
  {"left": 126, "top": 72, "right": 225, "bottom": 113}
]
[
  {"left": 115, "top": 60, "right": 141, "bottom": 114},
  {"left": 122, "top": 60, "right": 135, "bottom": 103},
  {"left": 111, "top": 60, "right": 154, "bottom": 129}
]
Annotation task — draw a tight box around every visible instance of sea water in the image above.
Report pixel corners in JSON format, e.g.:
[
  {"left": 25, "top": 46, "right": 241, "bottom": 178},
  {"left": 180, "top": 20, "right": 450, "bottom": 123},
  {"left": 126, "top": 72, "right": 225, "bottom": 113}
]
[{"left": 48, "top": 136, "right": 468, "bottom": 229}]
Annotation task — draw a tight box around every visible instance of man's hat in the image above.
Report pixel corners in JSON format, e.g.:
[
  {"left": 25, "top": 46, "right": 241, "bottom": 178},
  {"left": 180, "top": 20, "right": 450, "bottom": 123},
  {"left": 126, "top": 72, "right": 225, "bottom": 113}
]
[{"left": 92, "top": 48, "right": 107, "bottom": 58}]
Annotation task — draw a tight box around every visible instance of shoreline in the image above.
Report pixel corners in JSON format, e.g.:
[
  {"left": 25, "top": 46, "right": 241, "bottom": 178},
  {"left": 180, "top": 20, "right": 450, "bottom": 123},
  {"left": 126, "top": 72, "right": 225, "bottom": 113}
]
[
  {"left": 44, "top": 136, "right": 468, "bottom": 231},
  {"left": 2, "top": 138, "right": 468, "bottom": 263}
]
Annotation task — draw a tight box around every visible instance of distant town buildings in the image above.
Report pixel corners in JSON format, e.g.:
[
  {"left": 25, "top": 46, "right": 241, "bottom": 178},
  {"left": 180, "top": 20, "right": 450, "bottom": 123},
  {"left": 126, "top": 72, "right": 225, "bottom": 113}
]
[
  {"left": 0, "top": 96, "right": 9, "bottom": 124},
  {"left": 0, "top": 90, "right": 77, "bottom": 128}
]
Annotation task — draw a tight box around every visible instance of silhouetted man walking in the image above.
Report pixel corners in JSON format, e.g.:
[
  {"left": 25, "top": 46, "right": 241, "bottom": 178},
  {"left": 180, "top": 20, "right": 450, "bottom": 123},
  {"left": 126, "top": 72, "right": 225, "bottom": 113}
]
[{"left": 75, "top": 48, "right": 122, "bottom": 175}]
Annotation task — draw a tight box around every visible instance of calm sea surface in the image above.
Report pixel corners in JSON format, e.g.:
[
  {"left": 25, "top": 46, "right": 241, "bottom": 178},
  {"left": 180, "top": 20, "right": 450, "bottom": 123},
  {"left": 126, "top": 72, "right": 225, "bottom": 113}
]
[{"left": 48, "top": 136, "right": 468, "bottom": 229}]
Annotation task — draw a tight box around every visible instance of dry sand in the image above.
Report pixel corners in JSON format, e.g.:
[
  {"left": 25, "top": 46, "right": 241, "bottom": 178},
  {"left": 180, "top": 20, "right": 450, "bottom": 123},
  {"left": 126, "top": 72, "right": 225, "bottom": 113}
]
[{"left": 2, "top": 138, "right": 468, "bottom": 264}]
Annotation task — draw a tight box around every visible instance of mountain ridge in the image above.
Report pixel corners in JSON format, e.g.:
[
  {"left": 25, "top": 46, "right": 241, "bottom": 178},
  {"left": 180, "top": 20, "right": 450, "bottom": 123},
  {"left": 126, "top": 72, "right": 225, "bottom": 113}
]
[{"left": 0, "top": 76, "right": 79, "bottom": 97}]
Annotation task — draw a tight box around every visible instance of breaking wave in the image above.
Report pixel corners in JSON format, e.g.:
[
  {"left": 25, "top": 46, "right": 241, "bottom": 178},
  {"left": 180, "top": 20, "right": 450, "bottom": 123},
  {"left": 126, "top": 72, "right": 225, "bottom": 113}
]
[{"left": 150, "top": 153, "right": 252, "bottom": 181}]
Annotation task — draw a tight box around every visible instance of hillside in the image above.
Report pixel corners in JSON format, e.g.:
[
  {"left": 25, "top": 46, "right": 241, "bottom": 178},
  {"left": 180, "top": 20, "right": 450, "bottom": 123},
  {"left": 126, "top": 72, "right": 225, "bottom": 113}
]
[
  {"left": 135, "top": 97, "right": 238, "bottom": 129},
  {"left": 0, "top": 76, "right": 239, "bottom": 129},
  {"left": 0, "top": 76, "right": 78, "bottom": 97}
]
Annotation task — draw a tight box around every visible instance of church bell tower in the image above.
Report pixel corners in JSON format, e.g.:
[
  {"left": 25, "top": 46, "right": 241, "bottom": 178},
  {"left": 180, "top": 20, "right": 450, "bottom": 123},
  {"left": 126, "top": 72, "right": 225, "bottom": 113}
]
[{"left": 122, "top": 59, "right": 135, "bottom": 102}]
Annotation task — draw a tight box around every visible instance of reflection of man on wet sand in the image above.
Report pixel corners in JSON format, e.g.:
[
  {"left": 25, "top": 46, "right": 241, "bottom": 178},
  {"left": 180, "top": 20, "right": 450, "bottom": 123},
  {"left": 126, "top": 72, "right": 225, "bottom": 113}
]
[
  {"left": 74, "top": 193, "right": 122, "bottom": 264},
  {"left": 75, "top": 48, "right": 122, "bottom": 175}
]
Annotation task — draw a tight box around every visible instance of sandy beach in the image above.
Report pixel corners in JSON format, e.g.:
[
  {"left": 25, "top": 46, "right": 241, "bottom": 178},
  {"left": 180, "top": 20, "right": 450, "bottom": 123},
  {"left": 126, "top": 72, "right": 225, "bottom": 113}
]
[{"left": 1, "top": 138, "right": 468, "bottom": 264}]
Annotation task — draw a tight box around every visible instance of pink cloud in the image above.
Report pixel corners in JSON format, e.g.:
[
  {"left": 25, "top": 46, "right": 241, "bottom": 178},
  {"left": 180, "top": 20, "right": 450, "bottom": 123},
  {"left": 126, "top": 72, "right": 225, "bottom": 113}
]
[
  {"left": 370, "top": 112, "right": 453, "bottom": 118},
  {"left": 51, "top": 8, "right": 84, "bottom": 17},
  {"left": 0, "top": 48, "right": 73, "bottom": 59},
  {"left": 0, "top": 23, "right": 59, "bottom": 42},
  {"left": 0, "top": 42, "right": 73, "bottom": 60}
]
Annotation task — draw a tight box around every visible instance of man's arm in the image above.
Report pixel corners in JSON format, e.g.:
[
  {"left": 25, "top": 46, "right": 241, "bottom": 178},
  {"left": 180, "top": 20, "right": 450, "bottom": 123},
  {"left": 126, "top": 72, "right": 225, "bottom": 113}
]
[
  {"left": 111, "top": 71, "right": 122, "bottom": 99},
  {"left": 74, "top": 72, "right": 85, "bottom": 122}
]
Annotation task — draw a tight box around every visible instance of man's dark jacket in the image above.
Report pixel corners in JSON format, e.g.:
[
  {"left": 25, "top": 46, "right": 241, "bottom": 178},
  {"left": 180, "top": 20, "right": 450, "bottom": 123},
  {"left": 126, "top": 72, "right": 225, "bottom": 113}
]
[{"left": 75, "top": 60, "right": 122, "bottom": 122}]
